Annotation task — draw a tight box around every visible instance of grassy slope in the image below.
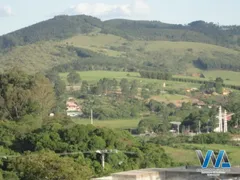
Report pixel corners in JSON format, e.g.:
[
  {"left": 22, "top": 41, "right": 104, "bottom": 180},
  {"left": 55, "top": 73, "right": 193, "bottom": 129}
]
[
  {"left": 162, "top": 143, "right": 240, "bottom": 166},
  {"left": 0, "top": 42, "right": 77, "bottom": 73},
  {"left": 63, "top": 33, "right": 240, "bottom": 56},
  {"left": 1, "top": 33, "right": 240, "bottom": 85},
  {"left": 62, "top": 33, "right": 240, "bottom": 73}
]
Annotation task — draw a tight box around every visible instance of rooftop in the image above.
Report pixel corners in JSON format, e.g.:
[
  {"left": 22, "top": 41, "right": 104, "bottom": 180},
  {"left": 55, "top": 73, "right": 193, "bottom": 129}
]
[{"left": 92, "top": 166, "right": 240, "bottom": 180}]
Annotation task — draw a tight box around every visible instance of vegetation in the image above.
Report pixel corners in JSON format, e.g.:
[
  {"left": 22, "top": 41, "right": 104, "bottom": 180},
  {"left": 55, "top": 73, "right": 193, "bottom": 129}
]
[
  {"left": 103, "top": 20, "right": 240, "bottom": 48},
  {"left": 1, "top": 17, "right": 240, "bottom": 74},
  {"left": 67, "top": 71, "right": 81, "bottom": 85},
  {"left": 73, "top": 119, "right": 141, "bottom": 129},
  {"left": 0, "top": 15, "right": 102, "bottom": 50},
  {"left": 0, "top": 15, "right": 240, "bottom": 179}
]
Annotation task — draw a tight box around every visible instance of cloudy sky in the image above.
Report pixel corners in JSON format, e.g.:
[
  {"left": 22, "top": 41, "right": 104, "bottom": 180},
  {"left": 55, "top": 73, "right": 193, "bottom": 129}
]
[{"left": 0, "top": 0, "right": 239, "bottom": 35}]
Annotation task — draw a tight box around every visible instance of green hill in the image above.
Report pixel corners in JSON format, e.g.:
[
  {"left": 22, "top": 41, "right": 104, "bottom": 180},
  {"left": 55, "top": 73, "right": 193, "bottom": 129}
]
[
  {"left": 1, "top": 15, "right": 240, "bottom": 74},
  {"left": 0, "top": 15, "right": 102, "bottom": 50},
  {"left": 62, "top": 33, "right": 240, "bottom": 72},
  {"left": 102, "top": 19, "right": 240, "bottom": 48}
]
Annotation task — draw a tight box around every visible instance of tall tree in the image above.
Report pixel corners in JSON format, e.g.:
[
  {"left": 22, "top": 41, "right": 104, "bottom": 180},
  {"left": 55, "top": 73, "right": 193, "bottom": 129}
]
[
  {"left": 120, "top": 78, "right": 130, "bottom": 96},
  {"left": 67, "top": 71, "right": 81, "bottom": 85},
  {"left": 31, "top": 73, "right": 56, "bottom": 120},
  {"left": 215, "top": 77, "right": 224, "bottom": 94},
  {"left": 0, "top": 68, "right": 39, "bottom": 120},
  {"left": 46, "top": 71, "right": 66, "bottom": 97},
  {"left": 130, "top": 80, "right": 139, "bottom": 97},
  {"left": 81, "top": 80, "right": 89, "bottom": 94}
]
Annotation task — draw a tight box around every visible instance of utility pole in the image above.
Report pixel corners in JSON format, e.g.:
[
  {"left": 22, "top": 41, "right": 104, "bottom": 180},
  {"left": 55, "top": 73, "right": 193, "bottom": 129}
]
[
  {"left": 90, "top": 109, "right": 93, "bottom": 125},
  {"left": 198, "top": 121, "right": 201, "bottom": 134},
  {"left": 95, "top": 149, "right": 134, "bottom": 170},
  {"left": 207, "top": 119, "right": 209, "bottom": 133},
  {"left": 102, "top": 154, "right": 105, "bottom": 170}
]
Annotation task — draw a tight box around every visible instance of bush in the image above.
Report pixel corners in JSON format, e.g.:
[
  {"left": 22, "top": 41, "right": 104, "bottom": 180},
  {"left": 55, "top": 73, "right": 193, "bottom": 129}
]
[{"left": 192, "top": 133, "right": 231, "bottom": 144}]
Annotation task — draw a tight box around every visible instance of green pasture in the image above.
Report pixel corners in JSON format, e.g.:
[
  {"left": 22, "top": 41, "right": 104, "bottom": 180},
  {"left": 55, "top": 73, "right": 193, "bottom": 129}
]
[
  {"left": 175, "top": 70, "right": 240, "bottom": 86},
  {"left": 72, "top": 118, "right": 141, "bottom": 129},
  {"left": 60, "top": 71, "right": 201, "bottom": 90},
  {"left": 162, "top": 143, "right": 240, "bottom": 166}
]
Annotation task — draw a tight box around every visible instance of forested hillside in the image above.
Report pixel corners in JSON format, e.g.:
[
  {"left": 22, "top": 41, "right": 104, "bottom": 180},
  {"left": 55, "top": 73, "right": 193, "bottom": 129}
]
[
  {"left": 0, "top": 15, "right": 102, "bottom": 50},
  {"left": 102, "top": 20, "right": 240, "bottom": 48}
]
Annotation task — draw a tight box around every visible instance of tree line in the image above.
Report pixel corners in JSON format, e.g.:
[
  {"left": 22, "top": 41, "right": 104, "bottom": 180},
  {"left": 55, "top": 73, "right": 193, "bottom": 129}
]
[
  {"left": 139, "top": 71, "right": 172, "bottom": 80},
  {"left": 139, "top": 70, "right": 240, "bottom": 91},
  {"left": 194, "top": 57, "right": 240, "bottom": 72}
]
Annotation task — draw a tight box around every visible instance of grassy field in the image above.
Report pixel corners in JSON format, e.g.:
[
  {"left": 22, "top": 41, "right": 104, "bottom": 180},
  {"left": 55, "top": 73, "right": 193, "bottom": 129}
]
[
  {"left": 162, "top": 143, "right": 240, "bottom": 166},
  {"left": 204, "top": 70, "right": 240, "bottom": 85},
  {"left": 72, "top": 118, "right": 140, "bottom": 129},
  {"left": 162, "top": 146, "right": 198, "bottom": 165},
  {"left": 63, "top": 33, "right": 240, "bottom": 58},
  {"left": 150, "top": 94, "right": 193, "bottom": 107},
  {"left": 63, "top": 34, "right": 126, "bottom": 57},
  {"left": 60, "top": 71, "right": 201, "bottom": 90},
  {"left": 175, "top": 70, "right": 240, "bottom": 86}
]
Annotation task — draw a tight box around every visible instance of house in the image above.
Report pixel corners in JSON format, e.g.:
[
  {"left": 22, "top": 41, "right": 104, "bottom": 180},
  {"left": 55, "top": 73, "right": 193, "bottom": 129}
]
[
  {"left": 223, "top": 88, "right": 231, "bottom": 96},
  {"left": 66, "top": 97, "right": 83, "bottom": 117},
  {"left": 186, "top": 87, "right": 198, "bottom": 93},
  {"left": 192, "top": 101, "right": 206, "bottom": 109}
]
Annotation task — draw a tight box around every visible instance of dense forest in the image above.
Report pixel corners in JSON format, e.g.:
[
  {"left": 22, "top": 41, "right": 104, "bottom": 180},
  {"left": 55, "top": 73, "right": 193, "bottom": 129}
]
[{"left": 103, "top": 20, "right": 240, "bottom": 47}]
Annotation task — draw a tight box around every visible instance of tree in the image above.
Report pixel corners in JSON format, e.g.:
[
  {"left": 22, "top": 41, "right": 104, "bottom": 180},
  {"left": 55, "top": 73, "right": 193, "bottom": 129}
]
[
  {"left": 130, "top": 80, "right": 139, "bottom": 97},
  {"left": 10, "top": 151, "right": 93, "bottom": 180},
  {"left": 81, "top": 81, "right": 89, "bottom": 94},
  {"left": 0, "top": 68, "right": 40, "bottom": 120},
  {"left": 67, "top": 71, "right": 81, "bottom": 85},
  {"left": 46, "top": 71, "right": 66, "bottom": 97},
  {"left": 215, "top": 77, "right": 224, "bottom": 84},
  {"left": 54, "top": 79, "right": 66, "bottom": 97},
  {"left": 141, "top": 88, "right": 150, "bottom": 99},
  {"left": 31, "top": 73, "right": 56, "bottom": 120},
  {"left": 215, "top": 83, "right": 223, "bottom": 94},
  {"left": 120, "top": 79, "right": 130, "bottom": 96}
]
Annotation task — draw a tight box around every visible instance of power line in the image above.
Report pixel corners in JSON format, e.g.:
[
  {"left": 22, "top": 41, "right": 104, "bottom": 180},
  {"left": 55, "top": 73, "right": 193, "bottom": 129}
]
[{"left": 0, "top": 149, "right": 136, "bottom": 170}]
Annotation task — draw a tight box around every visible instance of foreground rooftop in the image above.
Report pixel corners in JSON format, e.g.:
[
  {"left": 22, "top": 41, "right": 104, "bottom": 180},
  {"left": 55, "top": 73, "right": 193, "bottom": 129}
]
[{"left": 92, "top": 166, "right": 240, "bottom": 180}]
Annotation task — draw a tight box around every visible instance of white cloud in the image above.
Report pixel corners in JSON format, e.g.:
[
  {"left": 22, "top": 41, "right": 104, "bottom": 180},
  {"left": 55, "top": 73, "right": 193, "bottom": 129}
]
[
  {"left": 65, "top": 0, "right": 150, "bottom": 19},
  {"left": 0, "top": 5, "right": 13, "bottom": 17}
]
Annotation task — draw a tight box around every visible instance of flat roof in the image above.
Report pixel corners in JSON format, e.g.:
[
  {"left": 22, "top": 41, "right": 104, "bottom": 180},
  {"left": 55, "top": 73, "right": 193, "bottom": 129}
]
[
  {"left": 92, "top": 167, "right": 240, "bottom": 179},
  {"left": 113, "top": 166, "right": 240, "bottom": 175}
]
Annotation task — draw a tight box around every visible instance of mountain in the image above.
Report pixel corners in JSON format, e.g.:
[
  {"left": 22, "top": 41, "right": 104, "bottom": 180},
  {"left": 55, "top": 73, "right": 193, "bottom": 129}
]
[
  {"left": 0, "top": 15, "right": 102, "bottom": 50},
  {"left": 0, "top": 15, "right": 240, "bottom": 73}
]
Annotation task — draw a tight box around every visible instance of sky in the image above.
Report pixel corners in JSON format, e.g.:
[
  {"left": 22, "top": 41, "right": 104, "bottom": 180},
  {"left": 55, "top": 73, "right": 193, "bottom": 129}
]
[{"left": 0, "top": 0, "right": 240, "bottom": 35}]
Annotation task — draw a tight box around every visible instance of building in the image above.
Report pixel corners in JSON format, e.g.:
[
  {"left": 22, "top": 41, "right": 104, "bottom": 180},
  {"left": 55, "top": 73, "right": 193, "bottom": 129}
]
[
  {"left": 66, "top": 97, "right": 83, "bottom": 117},
  {"left": 92, "top": 166, "right": 240, "bottom": 180},
  {"left": 223, "top": 88, "right": 231, "bottom": 96}
]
